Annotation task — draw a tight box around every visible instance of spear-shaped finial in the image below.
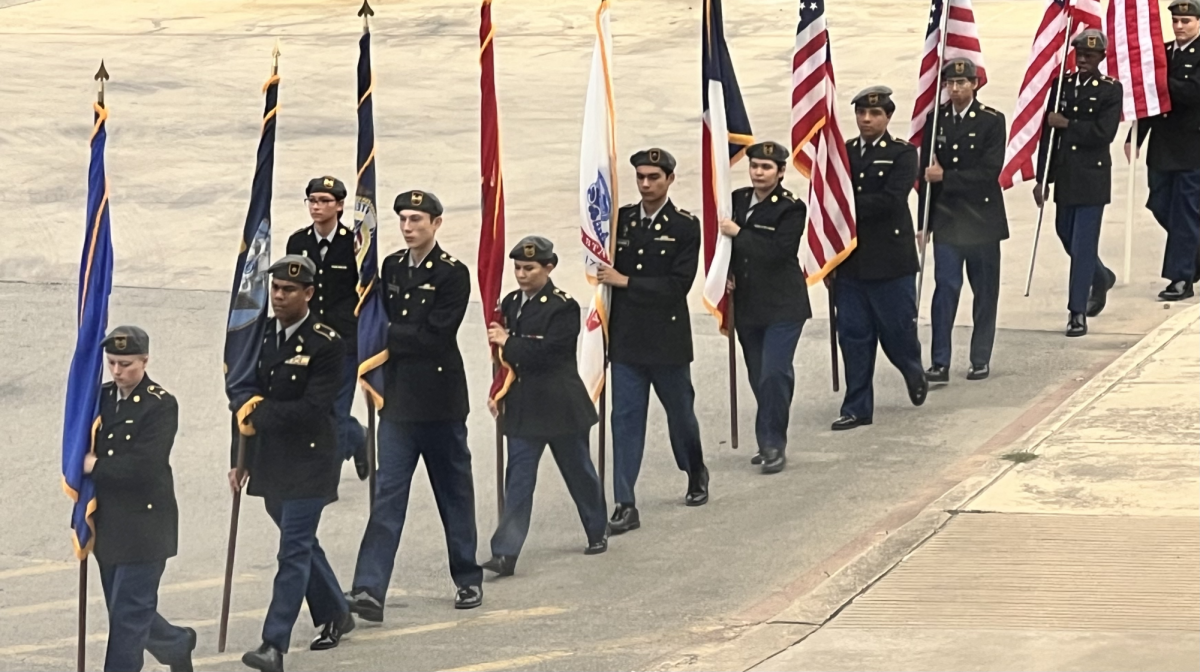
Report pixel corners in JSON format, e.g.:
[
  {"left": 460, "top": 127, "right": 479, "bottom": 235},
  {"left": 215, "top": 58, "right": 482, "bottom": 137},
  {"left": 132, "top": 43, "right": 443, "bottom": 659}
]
[
  {"left": 358, "top": 0, "right": 374, "bottom": 32},
  {"left": 94, "top": 60, "right": 109, "bottom": 107},
  {"left": 271, "top": 39, "right": 281, "bottom": 76}
]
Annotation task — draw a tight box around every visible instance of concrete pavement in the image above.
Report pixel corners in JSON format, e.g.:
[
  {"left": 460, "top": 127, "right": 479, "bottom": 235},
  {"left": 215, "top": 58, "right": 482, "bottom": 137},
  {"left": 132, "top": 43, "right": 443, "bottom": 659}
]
[{"left": 658, "top": 305, "right": 1200, "bottom": 672}]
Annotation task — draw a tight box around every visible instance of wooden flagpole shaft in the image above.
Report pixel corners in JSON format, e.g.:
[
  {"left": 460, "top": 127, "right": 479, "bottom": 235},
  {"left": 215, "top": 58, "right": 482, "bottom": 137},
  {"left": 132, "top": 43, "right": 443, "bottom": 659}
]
[
  {"left": 726, "top": 292, "right": 738, "bottom": 449},
  {"left": 915, "top": 0, "right": 953, "bottom": 319},
  {"left": 1123, "top": 119, "right": 1137, "bottom": 283},
  {"left": 598, "top": 360, "right": 607, "bottom": 484},
  {"left": 77, "top": 557, "right": 87, "bottom": 672},
  {"left": 828, "top": 282, "right": 840, "bottom": 392},
  {"left": 218, "top": 433, "right": 246, "bottom": 653},
  {"left": 495, "top": 413, "right": 505, "bottom": 519},
  {"left": 1025, "top": 14, "right": 1075, "bottom": 297},
  {"left": 367, "top": 397, "right": 377, "bottom": 507}
]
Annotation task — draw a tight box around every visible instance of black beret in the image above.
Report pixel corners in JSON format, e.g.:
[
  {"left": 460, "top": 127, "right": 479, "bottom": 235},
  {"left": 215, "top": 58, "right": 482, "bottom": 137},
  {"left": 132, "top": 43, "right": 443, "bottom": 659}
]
[
  {"left": 394, "top": 190, "right": 444, "bottom": 217},
  {"left": 1169, "top": 0, "right": 1199, "bottom": 17},
  {"left": 630, "top": 148, "right": 677, "bottom": 173},
  {"left": 509, "top": 235, "right": 557, "bottom": 263},
  {"left": 269, "top": 254, "right": 317, "bottom": 285},
  {"left": 306, "top": 176, "right": 347, "bottom": 201},
  {"left": 746, "top": 141, "right": 790, "bottom": 163},
  {"left": 102, "top": 325, "right": 150, "bottom": 356},
  {"left": 942, "top": 58, "right": 978, "bottom": 80},
  {"left": 852, "top": 85, "right": 895, "bottom": 110},
  {"left": 1071, "top": 29, "right": 1108, "bottom": 53}
]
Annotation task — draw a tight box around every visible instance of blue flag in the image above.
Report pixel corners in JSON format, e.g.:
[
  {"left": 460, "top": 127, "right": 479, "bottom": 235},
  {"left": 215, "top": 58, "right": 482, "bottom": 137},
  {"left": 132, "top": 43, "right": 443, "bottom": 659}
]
[
  {"left": 62, "top": 101, "right": 115, "bottom": 559},
  {"left": 354, "top": 29, "right": 388, "bottom": 409},
  {"left": 223, "top": 73, "right": 279, "bottom": 413}
]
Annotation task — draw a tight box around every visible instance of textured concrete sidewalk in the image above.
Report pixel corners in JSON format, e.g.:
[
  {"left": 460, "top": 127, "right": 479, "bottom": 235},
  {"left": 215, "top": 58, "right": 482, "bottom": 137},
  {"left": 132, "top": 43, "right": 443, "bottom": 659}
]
[{"left": 660, "top": 305, "right": 1200, "bottom": 672}]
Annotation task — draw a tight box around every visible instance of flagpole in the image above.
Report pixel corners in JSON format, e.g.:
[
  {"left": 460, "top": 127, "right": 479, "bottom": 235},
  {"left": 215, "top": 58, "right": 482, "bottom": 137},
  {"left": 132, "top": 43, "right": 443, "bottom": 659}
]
[
  {"left": 915, "top": 0, "right": 953, "bottom": 317},
  {"left": 726, "top": 293, "right": 738, "bottom": 449},
  {"left": 359, "top": 0, "right": 378, "bottom": 509},
  {"left": 827, "top": 283, "right": 840, "bottom": 391},
  {"left": 1123, "top": 119, "right": 1137, "bottom": 284},
  {"left": 1025, "top": 13, "right": 1074, "bottom": 296}
]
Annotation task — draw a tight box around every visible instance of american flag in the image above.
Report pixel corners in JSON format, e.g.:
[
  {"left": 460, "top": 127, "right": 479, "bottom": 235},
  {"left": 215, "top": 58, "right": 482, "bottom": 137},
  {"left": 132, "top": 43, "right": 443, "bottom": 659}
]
[
  {"left": 1000, "top": 0, "right": 1102, "bottom": 189},
  {"left": 907, "top": 0, "right": 989, "bottom": 149},
  {"left": 1103, "top": 0, "right": 1171, "bottom": 120},
  {"left": 791, "top": 0, "right": 856, "bottom": 283}
]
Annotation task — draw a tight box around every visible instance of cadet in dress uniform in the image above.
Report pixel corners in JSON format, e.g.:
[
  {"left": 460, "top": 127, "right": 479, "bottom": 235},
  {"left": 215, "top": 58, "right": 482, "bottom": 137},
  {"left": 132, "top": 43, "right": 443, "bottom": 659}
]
[
  {"left": 597, "top": 148, "right": 708, "bottom": 534},
  {"left": 1035, "top": 30, "right": 1123, "bottom": 337},
  {"left": 833, "top": 86, "right": 929, "bottom": 431},
  {"left": 480, "top": 236, "right": 609, "bottom": 577},
  {"left": 287, "top": 176, "right": 369, "bottom": 479},
  {"left": 85, "top": 326, "right": 195, "bottom": 672},
  {"left": 1131, "top": 0, "right": 1200, "bottom": 300},
  {"left": 918, "top": 58, "right": 1009, "bottom": 383},
  {"left": 719, "top": 141, "right": 811, "bottom": 474},
  {"left": 346, "top": 190, "right": 484, "bottom": 618},
  {"left": 237, "top": 256, "right": 354, "bottom": 672}
]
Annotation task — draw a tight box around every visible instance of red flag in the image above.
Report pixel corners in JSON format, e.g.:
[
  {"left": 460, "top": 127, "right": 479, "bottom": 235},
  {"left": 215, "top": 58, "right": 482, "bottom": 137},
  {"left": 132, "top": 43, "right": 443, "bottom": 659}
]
[{"left": 479, "top": 0, "right": 513, "bottom": 401}]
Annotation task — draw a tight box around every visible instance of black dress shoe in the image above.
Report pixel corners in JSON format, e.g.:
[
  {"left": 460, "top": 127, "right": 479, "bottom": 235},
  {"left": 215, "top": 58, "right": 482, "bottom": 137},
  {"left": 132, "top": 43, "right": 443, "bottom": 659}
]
[
  {"left": 584, "top": 533, "right": 608, "bottom": 555},
  {"left": 907, "top": 373, "right": 929, "bottom": 406},
  {"left": 1086, "top": 268, "right": 1117, "bottom": 317},
  {"left": 1158, "top": 280, "right": 1195, "bottom": 301},
  {"left": 242, "top": 643, "right": 284, "bottom": 672},
  {"left": 608, "top": 504, "right": 640, "bottom": 534},
  {"left": 1066, "top": 313, "right": 1088, "bottom": 337},
  {"left": 168, "top": 627, "right": 197, "bottom": 672},
  {"left": 310, "top": 611, "right": 355, "bottom": 651},
  {"left": 831, "top": 414, "right": 872, "bottom": 431},
  {"left": 685, "top": 466, "right": 709, "bottom": 506},
  {"left": 750, "top": 452, "right": 763, "bottom": 466},
  {"left": 344, "top": 589, "right": 383, "bottom": 623},
  {"left": 482, "top": 554, "right": 517, "bottom": 577},
  {"left": 761, "top": 448, "right": 786, "bottom": 475},
  {"left": 353, "top": 436, "right": 370, "bottom": 481},
  {"left": 455, "top": 585, "right": 483, "bottom": 609},
  {"left": 925, "top": 365, "right": 950, "bottom": 383},
  {"left": 966, "top": 364, "right": 990, "bottom": 381}
]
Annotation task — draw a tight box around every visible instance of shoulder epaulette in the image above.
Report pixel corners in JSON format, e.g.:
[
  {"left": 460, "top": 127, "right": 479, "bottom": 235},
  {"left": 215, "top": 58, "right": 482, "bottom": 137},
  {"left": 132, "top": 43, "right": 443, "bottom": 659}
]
[
  {"left": 552, "top": 287, "right": 572, "bottom": 301},
  {"left": 980, "top": 105, "right": 999, "bottom": 116},
  {"left": 439, "top": 252, "right": 459, "bottom": 266},
  {"left": 893, "top": 137, "right": 911, "bottom": 146},
  {"left": 313, "top": 323, "right": 340, "bottom": 341},
  {"left": 779, "top": 189, "right": 795, "bottom": 202},
  {"left": 145, "top": 384, "right": 170, "bottom": 400},
  {"left": 293, "top": 225, "right": 310, "bottom": 236},
  {"left": 676, "top": 207, "right": 698, "bottom": 220}
]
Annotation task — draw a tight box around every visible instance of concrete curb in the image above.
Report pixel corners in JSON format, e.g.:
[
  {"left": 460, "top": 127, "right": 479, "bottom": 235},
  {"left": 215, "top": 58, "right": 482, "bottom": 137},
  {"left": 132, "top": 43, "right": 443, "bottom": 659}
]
[{"left": 652, "top": 304, "right": 1200, "bottom": 672}]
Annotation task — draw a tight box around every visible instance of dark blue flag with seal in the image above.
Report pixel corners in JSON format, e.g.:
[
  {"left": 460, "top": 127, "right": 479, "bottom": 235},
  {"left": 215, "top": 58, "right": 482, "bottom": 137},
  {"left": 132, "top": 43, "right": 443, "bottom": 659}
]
[
  {"left": 354, "top": 26, "right": 388, "bottom": 408},
  {"left": 62, "top": 100, "right": 115, "bottom": 559},
  {"left": 223, "top": 71, "right": 279, "bottom": 414}
]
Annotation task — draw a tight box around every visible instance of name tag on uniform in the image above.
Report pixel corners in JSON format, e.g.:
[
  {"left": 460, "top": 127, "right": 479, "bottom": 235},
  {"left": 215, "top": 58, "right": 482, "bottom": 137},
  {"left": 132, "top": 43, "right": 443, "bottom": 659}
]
[
  {"left": 753, "top": 225, "right": 776, "bottom": 231},
  {"left": 654, "top": 236, "right": 676, "bottom": 242},
  {"left": 388, "top": 283, "right": 401, "bottom": 293},
  {"left": 872, "top": 160, "right": 893, "bottom": 165},
  {"left": 331, "top": 264, "right": 349, "bottom": 270},
  {"left": 616, "top": 238, "right": 631, "bottom": 248},
  {"left": 417, "top": 284, "right": 436, "bottom": 291},
  {"left": 968, "top": 132, "right": 977, "bottom": 137},
  {"left": 284, "top": 355, "right": 311, "bottom": 366}
]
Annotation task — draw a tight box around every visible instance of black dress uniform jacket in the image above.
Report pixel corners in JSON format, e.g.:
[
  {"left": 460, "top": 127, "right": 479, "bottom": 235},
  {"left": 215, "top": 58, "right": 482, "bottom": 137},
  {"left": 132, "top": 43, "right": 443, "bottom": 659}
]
[
  {"left": 92, "top": 376, "right": 179, "bottom": 566},
  {"left": 1136, "top": 39, "right": 1200, "bottom": 171},
  {"left": 609, "top": 199, "right": 700, "bottom": 366},
  {"left": 381, "top": 244, "right": 471, "bottom": 423},
  {"left": 240, "top": 316, "right": 345, "bottom": 502},
  {"left": 499, "top": 280, "right": 599, "bottom": 438},
  {"left": 287, "top": 223, "right": 359, "bottom": 353},
  {"left": 918, "top": 100, "right": 1010, "bottom": 245},
  {"left": 1037, "top": 73, "right": 1123, "bottom": 205},
  {"left": 730, "top": 183, "right": 812, "bottom": 327},
  {"left": 840, "top": 132, "right": 921, "bottom": 280}
]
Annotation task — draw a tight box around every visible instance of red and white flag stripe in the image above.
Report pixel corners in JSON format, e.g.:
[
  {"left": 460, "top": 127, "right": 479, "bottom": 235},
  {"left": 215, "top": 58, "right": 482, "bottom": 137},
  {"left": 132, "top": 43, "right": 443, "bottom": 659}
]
[
  {"left": 1103, "top": 0, "right": 1171, "bottom": 120},
  {"left": 907, "top": 0, "right": 989, "bottom": 148}
]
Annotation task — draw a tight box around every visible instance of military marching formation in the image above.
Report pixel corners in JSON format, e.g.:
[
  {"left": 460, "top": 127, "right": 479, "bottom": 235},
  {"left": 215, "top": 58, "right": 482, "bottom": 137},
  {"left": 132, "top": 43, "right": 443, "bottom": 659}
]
[{"left": 77, "top": 3, "right": 1199, "bottom": 671}]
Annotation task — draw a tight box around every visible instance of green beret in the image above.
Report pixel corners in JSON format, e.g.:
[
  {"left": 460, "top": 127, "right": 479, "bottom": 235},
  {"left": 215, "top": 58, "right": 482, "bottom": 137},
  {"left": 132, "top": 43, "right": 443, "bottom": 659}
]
[
  {"left": 942, "top": 58, "right": 977, "bottom": 81},
  {"left": 269, "top": 254, "right": 317, "bottom": 285},
  {"left": 509, "top": 235, "right": 557, "bottom": 263},
  {"left": 1072, "top": 29, "right": 1107, "bottom": 53},
  {"left": 306, "top": 176, "right": 347, "bottom": 201},
  {"left": 102, "top": 325, "right": 150, "bottom": 356},
  {"left": 1169, "top": 0, "right": 1199, "bottom": 17},
  {"left": 394, "top": 190, "right": 444, "bottom": 217},
  {"left": 746, "top": 141, "right": 790, "bottom": 163},
  {"left": 630, "top": 148, "right": 677, "bottom": 174},
  {"left": 852, "top": 85, "right": 895, "bottom": 111}
]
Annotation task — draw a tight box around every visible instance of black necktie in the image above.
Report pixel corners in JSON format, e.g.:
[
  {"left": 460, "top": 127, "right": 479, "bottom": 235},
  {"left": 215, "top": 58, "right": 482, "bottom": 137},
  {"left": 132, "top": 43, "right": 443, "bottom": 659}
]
[
  {"left": 277, "top": 329, "right": 285, "bottom": 351},
  {"left": 318, "top": 239, "right": 331, "bottom": 261},
  {"left": 641, "top": 217, "right": 652, "bottom": 228}
]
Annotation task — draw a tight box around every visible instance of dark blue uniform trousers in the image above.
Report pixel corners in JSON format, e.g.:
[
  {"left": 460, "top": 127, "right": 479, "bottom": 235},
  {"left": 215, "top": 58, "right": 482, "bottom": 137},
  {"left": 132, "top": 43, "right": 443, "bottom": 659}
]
[
  {"left": 735, "top": 321, "right": 804, "bottom": 452},
  {"left": 611, "top": 362, "right": 705, "bottom": 506},
  {"left": 262, "top": 497, "right": 347, "bottom": 653},
  {"left": 930, "top": 241, "right": 1001, "bottom": 369},
  {"left": 98, "top": 560, "right": 191, "bottom": 672},
  {"left": 353, "top": 419, "right": 483, "bottom": 598},
  {"left": 1147, "top": 169, "right": 1200, "bottom": 283},
  {"left": 835, "top": 274, "right": 925, "bottom": 419},
  {"left": 1054, "top": 204, "right": 1112, "bottom": 315},
  {"left": 334, "top": 351, "right": 366, "bottom": 461},
  {"left": 490, "top": 432, "right": 608, "bottom": 558}
]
